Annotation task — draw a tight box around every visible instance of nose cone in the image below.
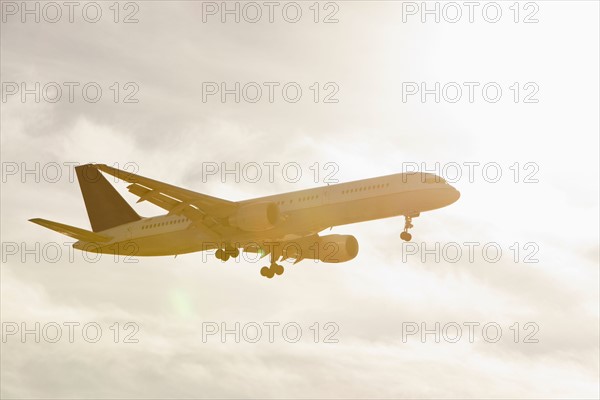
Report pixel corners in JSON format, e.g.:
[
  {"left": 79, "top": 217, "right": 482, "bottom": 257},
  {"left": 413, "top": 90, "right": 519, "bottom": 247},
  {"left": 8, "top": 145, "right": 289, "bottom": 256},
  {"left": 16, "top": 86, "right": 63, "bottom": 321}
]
[
  {"left": 430, "top": 184, "right": 461, "bottom": 211},
  {"left": 445, "top": 185, "right": 461, "bottom": 206},
  {"left": 401, "top": 184, "right": 461, "bottom": 214}
]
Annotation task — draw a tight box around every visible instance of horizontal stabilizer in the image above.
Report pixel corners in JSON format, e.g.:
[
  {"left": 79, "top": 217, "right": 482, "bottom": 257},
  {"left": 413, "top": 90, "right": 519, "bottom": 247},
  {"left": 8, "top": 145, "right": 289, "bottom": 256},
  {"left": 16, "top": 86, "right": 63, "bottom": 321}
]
[{"left": 29, "top": 218, "right": 112, "bottom": 243}]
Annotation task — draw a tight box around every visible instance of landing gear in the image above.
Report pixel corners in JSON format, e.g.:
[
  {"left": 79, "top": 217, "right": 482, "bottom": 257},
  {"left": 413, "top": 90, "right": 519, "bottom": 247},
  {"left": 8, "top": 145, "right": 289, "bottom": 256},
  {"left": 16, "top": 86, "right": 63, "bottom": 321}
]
[
  {"left": 400, "top": 215, "right": 415, "bottom": 242},
  {"left": 260, "top": 263, "right": 284, "bottom": 279},
  {"left": 260, "top": 253, "right": 285, "bottom": 279},
  {"left": 273, "top": 263, "right": 284, "bottom": 275},
  {"left": 260, "top": 266, "right": 274, "bottom": 278},
  {"left": 215, "top": 248, "right": 229, "bottom": 261},
  {"left": 215, "top": 244, "right": 240, "bottom": 261}
]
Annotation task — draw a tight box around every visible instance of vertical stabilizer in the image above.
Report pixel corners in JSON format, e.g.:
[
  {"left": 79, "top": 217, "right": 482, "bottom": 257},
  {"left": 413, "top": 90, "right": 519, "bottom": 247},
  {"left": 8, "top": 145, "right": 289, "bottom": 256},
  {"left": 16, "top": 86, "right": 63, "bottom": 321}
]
[{"left": 75, "top": 164, "right": 141, "bottom": 232}]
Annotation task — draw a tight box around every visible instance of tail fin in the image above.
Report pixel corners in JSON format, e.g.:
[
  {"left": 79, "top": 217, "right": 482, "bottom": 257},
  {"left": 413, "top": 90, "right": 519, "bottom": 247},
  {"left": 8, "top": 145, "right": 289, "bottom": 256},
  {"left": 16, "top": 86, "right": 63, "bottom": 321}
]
[
  {"left": 29, "top": 218, "right": 112, "bottom": 242},
  {"left": 76, "top": 164, "right": 141, "bottom": 232}
]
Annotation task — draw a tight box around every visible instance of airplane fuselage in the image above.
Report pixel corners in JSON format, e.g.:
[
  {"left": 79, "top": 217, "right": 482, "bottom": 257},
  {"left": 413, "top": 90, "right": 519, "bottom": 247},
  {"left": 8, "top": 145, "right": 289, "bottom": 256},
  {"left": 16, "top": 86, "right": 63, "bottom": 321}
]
[{"left": 74, "top": 172, "right": 460, "bottom": 256}]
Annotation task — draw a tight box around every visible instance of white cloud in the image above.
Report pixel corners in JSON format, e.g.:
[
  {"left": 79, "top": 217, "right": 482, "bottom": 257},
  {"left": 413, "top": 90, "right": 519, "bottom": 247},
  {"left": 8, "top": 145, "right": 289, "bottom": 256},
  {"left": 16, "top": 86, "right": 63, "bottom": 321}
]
[{"left": 1, "top": 1, "right": 598, "bottom": 398}]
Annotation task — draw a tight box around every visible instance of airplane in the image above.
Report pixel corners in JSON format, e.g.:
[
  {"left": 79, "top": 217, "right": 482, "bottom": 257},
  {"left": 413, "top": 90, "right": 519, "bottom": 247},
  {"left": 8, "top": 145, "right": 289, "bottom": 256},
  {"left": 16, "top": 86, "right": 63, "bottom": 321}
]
[{"left": 30, "top": 164, "right": 460, "bottom": 278}]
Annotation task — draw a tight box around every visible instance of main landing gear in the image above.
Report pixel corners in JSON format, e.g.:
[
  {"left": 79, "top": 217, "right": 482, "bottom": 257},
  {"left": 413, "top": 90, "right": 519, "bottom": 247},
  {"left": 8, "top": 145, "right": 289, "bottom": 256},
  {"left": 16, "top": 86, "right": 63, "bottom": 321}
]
[
  {"left": 260, "top": 254, "right": 284, "bottom": 279},
  {"left": 260, "top": 262, "right": 284, "bottom": 279},
  {"left": 215, "top": 244, "right": 239, "bottom": 261},
  {"left": 400, "top": 214, "right": 415, "bottom": 242}
]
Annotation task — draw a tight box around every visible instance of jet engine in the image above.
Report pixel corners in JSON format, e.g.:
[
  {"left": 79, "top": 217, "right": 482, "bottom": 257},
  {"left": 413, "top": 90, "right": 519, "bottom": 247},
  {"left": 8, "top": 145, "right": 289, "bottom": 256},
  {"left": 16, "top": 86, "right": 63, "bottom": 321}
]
[
  {"left": 228, "top": 202, "right": 280, "bottom": 232},
  {"left": 281, "top": 234, "right": 359, "bottom": 263},
  {"left": 315, "top": 234, "right": 359, "bottom": 262}
]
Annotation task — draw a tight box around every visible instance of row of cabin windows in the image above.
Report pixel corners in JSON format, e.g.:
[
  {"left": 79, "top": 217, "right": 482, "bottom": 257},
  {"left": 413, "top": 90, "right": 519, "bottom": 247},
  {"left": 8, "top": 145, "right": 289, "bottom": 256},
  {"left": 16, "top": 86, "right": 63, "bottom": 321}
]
[
  {"left": 276, "top": 195, "right": 319, "bottom": 205},
  {"left": 342, "top": 182, "right": 389, "bottom": 195},
  {"left": 141, "top": 218, "right": 186, "bottom": 230},
  {"left": 273, "top": 184, "right": 390, "bottom": 205}
]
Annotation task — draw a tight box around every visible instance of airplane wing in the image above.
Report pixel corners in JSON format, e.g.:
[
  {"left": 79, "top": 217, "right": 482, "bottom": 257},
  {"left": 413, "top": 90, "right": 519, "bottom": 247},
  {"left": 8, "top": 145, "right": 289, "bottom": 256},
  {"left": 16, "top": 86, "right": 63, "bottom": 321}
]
[{"left": 94, "top": 164, "right": 238, "bottom": 235}]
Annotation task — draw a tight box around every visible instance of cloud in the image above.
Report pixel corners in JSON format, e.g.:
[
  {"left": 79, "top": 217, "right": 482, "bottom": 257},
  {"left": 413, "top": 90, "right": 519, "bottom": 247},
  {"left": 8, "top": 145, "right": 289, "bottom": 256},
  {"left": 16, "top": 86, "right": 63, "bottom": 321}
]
[{"left": 1, "top": 1, "right": 599, "bottom": 399}]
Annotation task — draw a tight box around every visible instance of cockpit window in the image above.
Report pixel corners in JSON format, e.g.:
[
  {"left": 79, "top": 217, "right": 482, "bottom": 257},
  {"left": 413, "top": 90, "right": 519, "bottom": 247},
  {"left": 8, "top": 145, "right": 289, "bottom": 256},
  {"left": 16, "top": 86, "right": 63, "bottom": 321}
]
[{"left": 424, "top": 174, "right": 446, "bottom": 184}]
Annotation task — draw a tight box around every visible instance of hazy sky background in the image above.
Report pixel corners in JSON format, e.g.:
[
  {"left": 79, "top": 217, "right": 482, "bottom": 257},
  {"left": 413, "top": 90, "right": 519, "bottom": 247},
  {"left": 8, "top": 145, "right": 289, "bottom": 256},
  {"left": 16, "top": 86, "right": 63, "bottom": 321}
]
[{"left": 1, "top": 1, "right": 598, "bottom": 398}]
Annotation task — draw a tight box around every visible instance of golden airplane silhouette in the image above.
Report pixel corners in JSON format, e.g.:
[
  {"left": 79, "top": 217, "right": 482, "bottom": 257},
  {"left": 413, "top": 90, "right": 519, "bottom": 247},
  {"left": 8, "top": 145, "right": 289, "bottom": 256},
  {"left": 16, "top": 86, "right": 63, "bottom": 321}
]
[{"left": 30, "top": 164, "right": 460, "bottom": 278}]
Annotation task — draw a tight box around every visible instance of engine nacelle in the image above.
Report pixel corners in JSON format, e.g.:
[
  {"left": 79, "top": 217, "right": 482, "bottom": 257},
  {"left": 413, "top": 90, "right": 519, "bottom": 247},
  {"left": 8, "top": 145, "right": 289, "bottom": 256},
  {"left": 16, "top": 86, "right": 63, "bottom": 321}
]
[
  {"left": 281, "top": 234, "right": 359, "bottom": 263},
  {"left": 316, "top": 234, "right": 359, "bottom": 263},
  {"left": 228, "top": 202, "right": 280, "bottom": 232}
]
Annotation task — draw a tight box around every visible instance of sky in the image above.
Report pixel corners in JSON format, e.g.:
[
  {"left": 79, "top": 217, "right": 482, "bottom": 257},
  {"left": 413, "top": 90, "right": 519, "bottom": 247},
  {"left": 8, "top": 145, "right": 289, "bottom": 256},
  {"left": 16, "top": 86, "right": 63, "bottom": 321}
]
[{"left": 1, "top": 1, "right": 599, "bottom": 398}]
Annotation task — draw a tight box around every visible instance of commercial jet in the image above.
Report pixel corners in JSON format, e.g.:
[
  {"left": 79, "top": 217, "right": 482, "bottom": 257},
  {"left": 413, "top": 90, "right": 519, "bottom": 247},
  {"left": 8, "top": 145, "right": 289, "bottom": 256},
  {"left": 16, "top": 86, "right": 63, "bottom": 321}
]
[{"left": 30, "top": 164, "right": 460, "bottom": 278}]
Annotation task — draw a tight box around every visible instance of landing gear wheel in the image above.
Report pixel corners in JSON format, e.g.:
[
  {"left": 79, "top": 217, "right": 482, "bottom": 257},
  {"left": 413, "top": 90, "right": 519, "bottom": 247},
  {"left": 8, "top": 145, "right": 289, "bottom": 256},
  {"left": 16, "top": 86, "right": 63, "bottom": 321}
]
[
  {"left": 261, "top": 267, "right": 275, "bottom": 279},
  {"left": 401, "top": 215, "right": 415, "bottom": 241},
  {"left": 221, "top": 245, "right": 239, "bottom": 259},
  {"left": 216, "top": 249, "right": 230, "bottom": 261},
  {"left": 261, "top": 263, "right": 283, "bottom": 278}
]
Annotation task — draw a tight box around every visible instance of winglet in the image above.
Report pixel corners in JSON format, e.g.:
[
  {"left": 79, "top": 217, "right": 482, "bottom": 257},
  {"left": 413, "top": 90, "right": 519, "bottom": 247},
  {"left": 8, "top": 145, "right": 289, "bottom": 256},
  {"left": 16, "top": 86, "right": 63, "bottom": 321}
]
[{"left": 29, "top": 218, "right": 112, "bottom": 243}]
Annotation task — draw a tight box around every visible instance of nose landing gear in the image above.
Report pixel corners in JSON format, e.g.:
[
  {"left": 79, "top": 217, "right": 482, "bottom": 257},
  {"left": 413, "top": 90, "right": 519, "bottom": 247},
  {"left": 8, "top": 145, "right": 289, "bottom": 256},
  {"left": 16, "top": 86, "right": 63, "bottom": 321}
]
[
  {"left": 400, "top": 214, "right": 418, "bottom": 242},
  {"left": 400, "top": 231, "right": 412, "bottom": 242}
]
